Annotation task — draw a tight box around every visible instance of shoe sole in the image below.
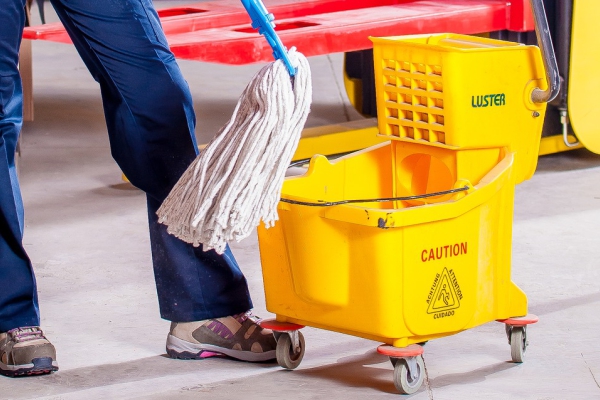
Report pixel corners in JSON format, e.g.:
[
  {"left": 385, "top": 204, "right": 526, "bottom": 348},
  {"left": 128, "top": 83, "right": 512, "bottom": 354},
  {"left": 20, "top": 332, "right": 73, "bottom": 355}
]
[
  {"left": 0, "top": 357, "right": 59, "bottom": 377},
  {"left": 166, "top": 334, "right": 276, "bottom": 362}
]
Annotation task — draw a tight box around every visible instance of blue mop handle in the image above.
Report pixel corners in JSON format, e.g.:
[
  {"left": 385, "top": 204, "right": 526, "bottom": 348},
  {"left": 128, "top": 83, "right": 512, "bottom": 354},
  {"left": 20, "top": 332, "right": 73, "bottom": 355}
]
[{"left": 240, "top": 0, "right": 297, "bottom": 77}]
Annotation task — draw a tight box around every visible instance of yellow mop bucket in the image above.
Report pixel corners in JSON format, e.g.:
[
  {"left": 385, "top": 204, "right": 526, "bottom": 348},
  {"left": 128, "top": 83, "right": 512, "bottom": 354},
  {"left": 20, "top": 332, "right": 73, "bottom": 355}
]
[{"left": 258, "top": 23, "right": 556, "bottom": 394}]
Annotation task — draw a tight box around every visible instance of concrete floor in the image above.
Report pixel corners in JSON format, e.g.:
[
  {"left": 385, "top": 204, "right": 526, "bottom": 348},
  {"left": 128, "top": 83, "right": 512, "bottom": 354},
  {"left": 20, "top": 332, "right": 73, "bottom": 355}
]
[{"left": 4, "top": 3, "right": 600, "bottom": 400}]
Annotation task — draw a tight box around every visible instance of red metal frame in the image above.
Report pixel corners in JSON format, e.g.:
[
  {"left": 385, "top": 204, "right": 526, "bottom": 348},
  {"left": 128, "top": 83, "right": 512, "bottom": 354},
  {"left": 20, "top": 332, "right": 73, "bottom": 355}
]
[{"left": 23, "top": 0, "right": 534, "bottom": 65}]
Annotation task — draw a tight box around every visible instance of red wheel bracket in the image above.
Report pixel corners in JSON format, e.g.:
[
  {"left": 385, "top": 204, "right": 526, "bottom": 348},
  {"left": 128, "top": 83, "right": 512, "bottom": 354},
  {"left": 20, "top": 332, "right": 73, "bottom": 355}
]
[
  {"left": 497, "top": 313, "right": 539, "bottom": 326},
  {"left": 377, "top": 344, "right": 423, "bottom": 358},
  {"left": 259, "top": 318, "right": 304, "bottom": 332}
]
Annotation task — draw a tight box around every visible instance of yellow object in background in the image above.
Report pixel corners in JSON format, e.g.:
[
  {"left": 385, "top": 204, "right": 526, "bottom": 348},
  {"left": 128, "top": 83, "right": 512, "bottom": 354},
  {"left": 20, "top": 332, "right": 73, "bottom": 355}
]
[{"left": 568, "top": 0, "right": 600, "bottom": 154}]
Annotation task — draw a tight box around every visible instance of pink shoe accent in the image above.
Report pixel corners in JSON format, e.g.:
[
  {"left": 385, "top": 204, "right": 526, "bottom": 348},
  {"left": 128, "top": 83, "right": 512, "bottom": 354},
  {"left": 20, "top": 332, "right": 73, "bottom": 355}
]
[{"left": 199, "top": 350, "right": 224, "bottom": 358}]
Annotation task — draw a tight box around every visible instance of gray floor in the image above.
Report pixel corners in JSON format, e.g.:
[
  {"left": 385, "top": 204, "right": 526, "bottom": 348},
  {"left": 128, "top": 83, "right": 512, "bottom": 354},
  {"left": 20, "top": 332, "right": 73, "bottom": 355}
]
[{"left": 5, "top": 4, "right": 600, "bottom": 400}]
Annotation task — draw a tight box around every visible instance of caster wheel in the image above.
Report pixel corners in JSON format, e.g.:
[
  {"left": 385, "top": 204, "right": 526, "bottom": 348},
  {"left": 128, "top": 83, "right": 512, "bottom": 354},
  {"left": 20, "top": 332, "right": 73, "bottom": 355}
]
[
  {"left": 510, "top": 326, "right": 527, "bottom": 363},
  {"left": 275, "top": 331, "right": 305, "bottom": 370},
  {"left": 393, "top": 356, "right": 425, "bottom": 395}
]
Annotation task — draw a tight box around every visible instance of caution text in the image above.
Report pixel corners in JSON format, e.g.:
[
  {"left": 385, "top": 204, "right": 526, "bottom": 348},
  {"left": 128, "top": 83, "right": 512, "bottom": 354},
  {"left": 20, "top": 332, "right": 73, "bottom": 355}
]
[{"left": 421, "top": 242, "right": 468, "bottom": 262}]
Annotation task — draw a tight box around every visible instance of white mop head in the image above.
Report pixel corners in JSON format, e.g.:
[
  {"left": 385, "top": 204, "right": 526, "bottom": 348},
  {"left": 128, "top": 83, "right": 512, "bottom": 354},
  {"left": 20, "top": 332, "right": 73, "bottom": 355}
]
[{"left": 157, "top": 48, "right": 312, "bottom": 254}]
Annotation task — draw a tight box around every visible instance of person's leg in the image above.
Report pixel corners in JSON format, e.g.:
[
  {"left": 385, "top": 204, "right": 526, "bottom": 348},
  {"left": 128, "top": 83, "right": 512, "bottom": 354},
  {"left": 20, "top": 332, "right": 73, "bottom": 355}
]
[
  {"left": 0, "top": 0, "right": 38, "bottom": 334},
  {"left": 0, "top": 0, "right": 58, "bottom": 377},
  {"left": 47, "top": 0, "right": 254, "bottom": 322},
  {"left": 48, "top": 0, "right": 275, "bottom": 361}
]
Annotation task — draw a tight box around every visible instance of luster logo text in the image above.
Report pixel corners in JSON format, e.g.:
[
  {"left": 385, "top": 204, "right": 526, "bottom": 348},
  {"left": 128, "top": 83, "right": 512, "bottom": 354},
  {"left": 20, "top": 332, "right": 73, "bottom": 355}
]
[{"left": 472, "top": 93, "right": 506, "bottom": 108}]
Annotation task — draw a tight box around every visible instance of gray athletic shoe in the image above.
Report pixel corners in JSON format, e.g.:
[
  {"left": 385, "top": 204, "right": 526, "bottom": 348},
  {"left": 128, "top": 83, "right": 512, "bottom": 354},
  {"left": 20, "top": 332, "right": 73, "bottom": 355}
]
[
  {"left": 166, "top": 311, "right": 276, "bottom": 362},
  {"left": 0, "top": 327, "right": 59, "bottom": 377}
]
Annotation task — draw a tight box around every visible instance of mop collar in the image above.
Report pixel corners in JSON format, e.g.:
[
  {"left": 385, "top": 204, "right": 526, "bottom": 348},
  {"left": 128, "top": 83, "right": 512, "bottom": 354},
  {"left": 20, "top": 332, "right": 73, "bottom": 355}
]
[{"left": 240, "top": 0, "right": 297, "bottom": 77}]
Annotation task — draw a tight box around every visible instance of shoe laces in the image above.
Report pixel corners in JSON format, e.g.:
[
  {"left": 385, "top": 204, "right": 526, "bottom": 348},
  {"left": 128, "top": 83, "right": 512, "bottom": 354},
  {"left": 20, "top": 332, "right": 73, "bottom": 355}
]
[
  {"left": 7, "top": 327, "right": 46, "bottom": 343},
  {"left": 233, "top": 310, "right": 261, "bottom": 324},
  {"left": 205, "top": 311, "right": 261, "bottom": 340}
]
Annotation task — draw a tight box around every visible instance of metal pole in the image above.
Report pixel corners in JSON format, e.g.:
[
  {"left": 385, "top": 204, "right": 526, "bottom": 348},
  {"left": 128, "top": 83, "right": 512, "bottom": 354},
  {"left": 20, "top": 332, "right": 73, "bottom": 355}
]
[
  {"left": 529, "top": 0, "right": 561, "bottom": 103},
  {"left": 555, "top": 0, "right": 573, "bottom": 108}
]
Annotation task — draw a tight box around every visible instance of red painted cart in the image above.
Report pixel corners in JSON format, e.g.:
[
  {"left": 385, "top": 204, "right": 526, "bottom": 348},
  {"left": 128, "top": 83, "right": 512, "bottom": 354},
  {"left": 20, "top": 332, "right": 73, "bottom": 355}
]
[{"left": 24, "top": 0, "right": 535, "bottom": 64}]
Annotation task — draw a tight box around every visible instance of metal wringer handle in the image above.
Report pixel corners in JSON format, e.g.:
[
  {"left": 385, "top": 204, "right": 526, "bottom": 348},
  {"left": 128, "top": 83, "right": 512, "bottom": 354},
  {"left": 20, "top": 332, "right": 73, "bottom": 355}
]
[{"left": 529, "top": 0, "right": 560, "bottom": 104}]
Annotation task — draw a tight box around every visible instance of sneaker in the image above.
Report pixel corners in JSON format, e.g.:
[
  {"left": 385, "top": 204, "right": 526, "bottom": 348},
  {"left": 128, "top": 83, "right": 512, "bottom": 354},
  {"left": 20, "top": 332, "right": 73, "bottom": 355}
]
[
  {"left": 166, "top": 311, "right": 276, "bottom": 362},
  {"left": 0, "top": 327, "right": 59, "bottom": 377}
]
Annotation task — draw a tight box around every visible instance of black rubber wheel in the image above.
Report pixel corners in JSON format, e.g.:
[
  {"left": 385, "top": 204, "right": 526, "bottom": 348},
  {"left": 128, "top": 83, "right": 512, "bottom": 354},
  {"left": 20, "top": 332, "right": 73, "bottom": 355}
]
[
  {"left": 393, "top": 356, "right": 425, "bottom": 395},
  {"left": 275, "top": 331, "right": 305, "bottom": 370},
  {"left": 510, "top": 326, "right": 527, "bottom": 363}
]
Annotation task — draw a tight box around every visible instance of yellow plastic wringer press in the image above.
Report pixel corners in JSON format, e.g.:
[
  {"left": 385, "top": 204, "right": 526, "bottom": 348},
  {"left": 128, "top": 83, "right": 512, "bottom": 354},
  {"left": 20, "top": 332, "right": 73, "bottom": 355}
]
[{"left": 257, "top": 0, "right": 558, "bottom": 394}]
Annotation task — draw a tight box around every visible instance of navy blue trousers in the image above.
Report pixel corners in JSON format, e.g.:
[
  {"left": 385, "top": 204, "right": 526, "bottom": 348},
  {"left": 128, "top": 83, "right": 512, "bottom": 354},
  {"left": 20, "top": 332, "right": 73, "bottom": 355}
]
[{"left": 0, "top": 0, "right": 252, "bottom": 332}]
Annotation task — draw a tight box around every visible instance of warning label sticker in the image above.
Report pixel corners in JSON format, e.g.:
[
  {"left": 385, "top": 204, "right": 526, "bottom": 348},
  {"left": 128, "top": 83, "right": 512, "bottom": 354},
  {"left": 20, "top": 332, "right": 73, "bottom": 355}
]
[{"left": 426, "top": 267, "right": 462, "bottom": 318}]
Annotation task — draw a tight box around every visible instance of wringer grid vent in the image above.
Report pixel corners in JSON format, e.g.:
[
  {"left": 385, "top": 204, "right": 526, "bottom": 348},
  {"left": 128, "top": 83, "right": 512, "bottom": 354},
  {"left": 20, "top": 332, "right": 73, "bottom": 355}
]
[
  {"left": 373, "top": 32, "right": 546, "bottom": 183},
  {"left": 381, "top": 59, "right": 446, "bottom": 144}
]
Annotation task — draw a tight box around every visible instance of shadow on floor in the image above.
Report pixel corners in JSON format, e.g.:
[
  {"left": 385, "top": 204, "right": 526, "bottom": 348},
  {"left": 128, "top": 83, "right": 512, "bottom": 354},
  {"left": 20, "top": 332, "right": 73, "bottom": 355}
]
[
  {"left": 530, "top": 290, "right": 600, "bottom": 317},
  {"left": 4, "top": 354, "right": 276, "bottom": 398},
  {"left": 428, "top": 361, "right": 514, "bottom": 389},
  {"left": 295, "top": 349, "right": 397, "bottom": 394},
  {"left": 536, "top": 148, "right": 600, "bottom": 174}
]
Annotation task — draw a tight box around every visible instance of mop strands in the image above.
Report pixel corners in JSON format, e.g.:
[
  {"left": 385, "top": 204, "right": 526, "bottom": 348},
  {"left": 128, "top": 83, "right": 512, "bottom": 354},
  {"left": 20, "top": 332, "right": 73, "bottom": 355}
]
[{"left": 157, "top": 48, "right": 312, "bottom": 254}]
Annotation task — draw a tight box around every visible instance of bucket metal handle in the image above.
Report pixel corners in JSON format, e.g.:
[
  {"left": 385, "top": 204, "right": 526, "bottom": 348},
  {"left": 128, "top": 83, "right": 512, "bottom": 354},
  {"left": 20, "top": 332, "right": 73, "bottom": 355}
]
[{"left": 529, "top": 0, "right": 561, "bottom": 104}]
